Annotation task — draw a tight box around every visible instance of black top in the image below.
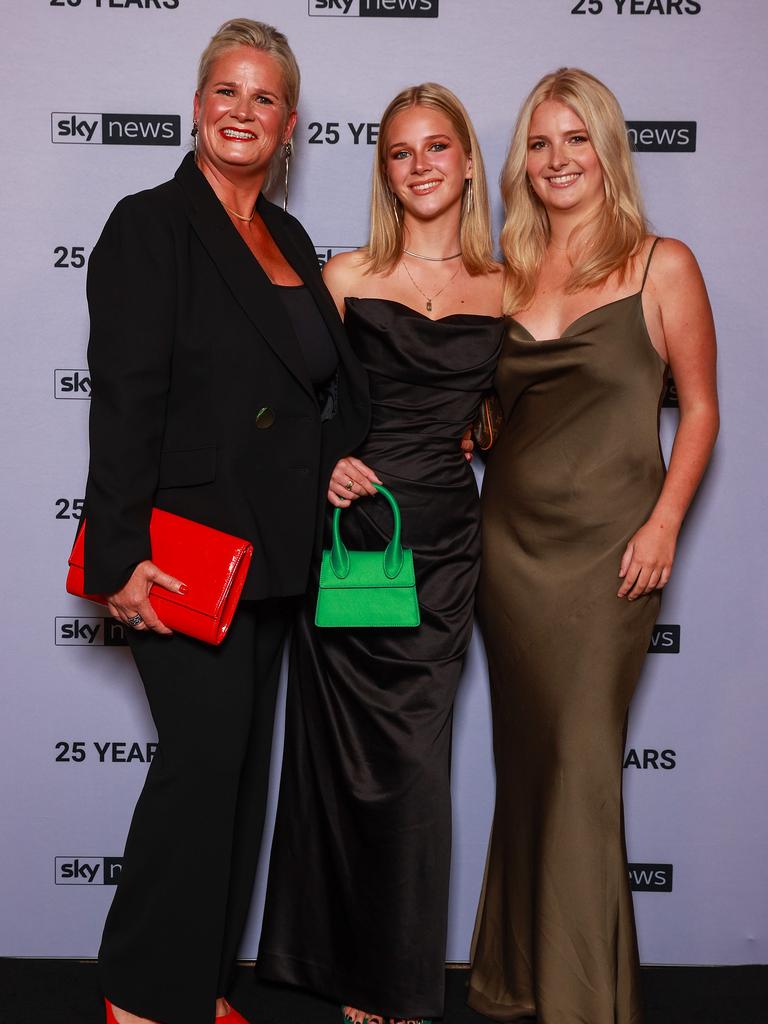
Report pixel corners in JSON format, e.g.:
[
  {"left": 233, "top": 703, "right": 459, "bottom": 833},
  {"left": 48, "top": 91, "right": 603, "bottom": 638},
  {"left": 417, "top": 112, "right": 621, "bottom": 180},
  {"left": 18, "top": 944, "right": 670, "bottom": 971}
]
[{"left": 276, "top": 284, "right": 339, "bottom": 387}]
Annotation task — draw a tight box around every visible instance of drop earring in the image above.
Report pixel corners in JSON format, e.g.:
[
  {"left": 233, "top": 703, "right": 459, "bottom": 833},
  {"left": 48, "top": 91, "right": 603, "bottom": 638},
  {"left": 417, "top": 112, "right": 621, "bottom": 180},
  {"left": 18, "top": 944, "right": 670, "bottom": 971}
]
[
  {"left": 464, "top": 178, "right": 474, "bottom": 215},
  {"left": 282, "top": 140, "right": 292, "bottom": 212},
  {"left": 191, "top": 120, "right": 198, "bottom": 154},
  {"left": 391, "top": 192, "right": 401, "bottom": 224}
]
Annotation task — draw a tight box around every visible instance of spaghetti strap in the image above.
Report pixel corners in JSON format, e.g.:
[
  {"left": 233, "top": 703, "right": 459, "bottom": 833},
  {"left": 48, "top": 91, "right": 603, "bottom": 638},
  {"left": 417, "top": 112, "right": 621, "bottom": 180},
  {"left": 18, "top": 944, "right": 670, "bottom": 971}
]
[{"left": 641, "top": 237, "right": 661, "bottom": 291}]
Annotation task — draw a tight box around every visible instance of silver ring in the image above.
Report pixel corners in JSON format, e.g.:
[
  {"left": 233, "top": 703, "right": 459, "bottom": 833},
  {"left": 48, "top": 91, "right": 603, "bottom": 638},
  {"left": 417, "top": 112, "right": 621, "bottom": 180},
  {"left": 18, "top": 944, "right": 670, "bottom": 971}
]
[
  {"left": 345, "top": 480, "right": 354, "bottom": 491},
  {"left": 126, "top": 613, "right": 143, "bottom": 628}
]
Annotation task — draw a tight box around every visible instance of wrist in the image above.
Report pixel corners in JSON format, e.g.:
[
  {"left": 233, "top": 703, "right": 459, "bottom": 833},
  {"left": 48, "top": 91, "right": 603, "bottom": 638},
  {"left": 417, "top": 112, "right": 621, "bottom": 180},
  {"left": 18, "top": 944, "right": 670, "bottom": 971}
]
[{"left": 646, "top": 507, "right": 683, "bottom": 533}]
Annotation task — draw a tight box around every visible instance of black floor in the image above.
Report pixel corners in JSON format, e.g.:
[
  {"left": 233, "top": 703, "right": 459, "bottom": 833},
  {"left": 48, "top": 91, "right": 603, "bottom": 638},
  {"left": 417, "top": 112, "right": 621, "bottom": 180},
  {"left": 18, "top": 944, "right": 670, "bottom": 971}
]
[{"left": 1, "top": 960, "right": 766, "bottom": 1024}]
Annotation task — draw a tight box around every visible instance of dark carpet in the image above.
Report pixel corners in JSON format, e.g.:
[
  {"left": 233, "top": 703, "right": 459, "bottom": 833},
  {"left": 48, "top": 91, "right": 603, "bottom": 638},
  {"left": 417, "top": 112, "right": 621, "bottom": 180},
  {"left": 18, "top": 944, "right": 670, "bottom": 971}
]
[{"left": 0, "top": 960, "right": 765, "bottom": 1024}]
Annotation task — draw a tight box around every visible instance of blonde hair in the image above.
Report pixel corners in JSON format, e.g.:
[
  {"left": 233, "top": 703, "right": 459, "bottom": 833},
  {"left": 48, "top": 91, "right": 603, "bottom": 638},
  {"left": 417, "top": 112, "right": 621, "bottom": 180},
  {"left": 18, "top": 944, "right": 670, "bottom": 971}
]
[
  {"left": 197, "top": 19, "right": 300, "bottom": 110},
  {"left": 365, "top": 83, "right": 496, "bottom": 276},
  {"left": 501, "top": 67, "right": 647, "bottom": 313}
]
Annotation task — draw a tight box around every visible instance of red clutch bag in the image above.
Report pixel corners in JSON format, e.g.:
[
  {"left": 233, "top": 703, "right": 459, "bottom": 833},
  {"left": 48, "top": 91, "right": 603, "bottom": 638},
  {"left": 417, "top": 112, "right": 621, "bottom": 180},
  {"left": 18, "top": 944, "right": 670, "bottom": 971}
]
[{"left": 66, "top": 509, "right": 253, "bottom": 646}]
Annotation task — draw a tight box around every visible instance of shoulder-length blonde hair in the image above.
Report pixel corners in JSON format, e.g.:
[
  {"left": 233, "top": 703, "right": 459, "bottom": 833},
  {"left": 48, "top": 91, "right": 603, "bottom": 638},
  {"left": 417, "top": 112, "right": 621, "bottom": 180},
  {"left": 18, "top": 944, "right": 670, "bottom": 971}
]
[
  {"left": 365, "top": 83, "right": 496, "bottom": 276},
  {"left": 501, "top": 67, "right": 647, "bottom": 313}
]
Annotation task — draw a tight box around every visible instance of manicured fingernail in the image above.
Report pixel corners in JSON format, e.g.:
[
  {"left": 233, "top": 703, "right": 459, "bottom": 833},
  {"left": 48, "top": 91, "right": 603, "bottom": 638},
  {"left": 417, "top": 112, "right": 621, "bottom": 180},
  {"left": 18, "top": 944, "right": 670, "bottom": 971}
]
[{"left": 179, "top": 584, "right": 188, "bottom": 595}]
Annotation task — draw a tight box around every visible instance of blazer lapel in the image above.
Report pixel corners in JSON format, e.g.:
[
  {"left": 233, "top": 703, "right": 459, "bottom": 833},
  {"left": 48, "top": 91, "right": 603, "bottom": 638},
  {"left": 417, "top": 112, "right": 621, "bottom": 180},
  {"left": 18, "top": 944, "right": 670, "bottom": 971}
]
[{"left": 174, "top": 154, "right": 314, "bottom": 398}]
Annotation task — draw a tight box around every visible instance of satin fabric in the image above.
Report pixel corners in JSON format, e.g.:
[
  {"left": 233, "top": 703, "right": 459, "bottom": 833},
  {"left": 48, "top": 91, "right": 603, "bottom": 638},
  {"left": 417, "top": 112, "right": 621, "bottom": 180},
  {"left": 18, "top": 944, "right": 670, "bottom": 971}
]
[
  {"left": 468, "top": 276, "right": 667, "bottom": 1023},
  {"left": 259, "top": 298, "right": 503, "bottom": 1019}
]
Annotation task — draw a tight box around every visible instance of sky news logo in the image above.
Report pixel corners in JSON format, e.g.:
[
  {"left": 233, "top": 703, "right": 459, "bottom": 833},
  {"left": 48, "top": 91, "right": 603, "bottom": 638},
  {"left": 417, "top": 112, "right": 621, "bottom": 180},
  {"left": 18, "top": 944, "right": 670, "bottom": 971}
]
[
  {"left": 626, "top": 121, "right": 696, "bottom": 153},
  {"left": 52, "top": 112, "right": 180, "bottom": 146},
  {"left": 56, "top": 617, "right": 127, "bottom": 647},
  {"left": 315, "top": 245, "right": 358, "bottom": 270},
  {"left": 55, "top": 369, "right": 91, "bottom": 399},
  {"left": 648, "top": 624, "right": 680, "bottom": 653},
  {"left": 55, "top": 857, "right": 123, "bottom": 886},
  {"left": 310, "top": 0, "right": 438, "bottom": 16},
  {"left": 628, "top": 863, "right": 673, "bottom": 892}
]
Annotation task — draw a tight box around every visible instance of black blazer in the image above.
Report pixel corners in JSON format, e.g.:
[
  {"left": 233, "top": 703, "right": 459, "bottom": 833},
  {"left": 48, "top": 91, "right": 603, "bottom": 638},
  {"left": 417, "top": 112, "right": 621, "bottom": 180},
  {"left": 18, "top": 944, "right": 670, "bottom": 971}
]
[{"left": 83, "top": 152, "right": 369, "bottom": 600}]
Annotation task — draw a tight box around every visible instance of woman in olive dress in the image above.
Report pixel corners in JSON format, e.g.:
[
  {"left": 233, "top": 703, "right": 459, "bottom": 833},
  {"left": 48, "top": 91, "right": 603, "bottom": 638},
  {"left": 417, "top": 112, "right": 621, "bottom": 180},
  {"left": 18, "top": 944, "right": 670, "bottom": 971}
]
[{"left": 468, "top": 68, "right": 719, "bottom": 1024}]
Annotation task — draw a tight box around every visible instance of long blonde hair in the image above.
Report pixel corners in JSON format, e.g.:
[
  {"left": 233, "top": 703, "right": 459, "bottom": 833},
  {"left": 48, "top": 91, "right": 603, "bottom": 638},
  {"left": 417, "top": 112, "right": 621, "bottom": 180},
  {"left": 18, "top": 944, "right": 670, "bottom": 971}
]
[
  {"left": 365, "top": 83, "right": 496, "bottom": 276},
  {"left": 501, "top": 68, "right": 647, "bottom": 313}
]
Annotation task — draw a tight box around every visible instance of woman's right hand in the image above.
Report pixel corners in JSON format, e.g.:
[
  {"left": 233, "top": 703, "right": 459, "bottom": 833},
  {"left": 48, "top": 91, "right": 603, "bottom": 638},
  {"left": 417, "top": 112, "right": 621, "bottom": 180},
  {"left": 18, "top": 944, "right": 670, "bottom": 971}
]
[
  {"left": 106, "top": 560, "right": 188, "bottom": 635},
  {"left": 328, "top": 456, "right": 382, "bottom": 508}
]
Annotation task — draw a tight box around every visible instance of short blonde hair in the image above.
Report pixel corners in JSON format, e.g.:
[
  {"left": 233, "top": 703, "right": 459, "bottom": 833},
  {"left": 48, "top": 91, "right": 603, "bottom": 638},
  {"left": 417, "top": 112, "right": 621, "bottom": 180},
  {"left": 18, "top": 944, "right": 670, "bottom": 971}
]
[
  {"left": 197, "top": 18, "right": 300, "bottom": 110},
  {"left": 500, "top": 67, "right": 647, "bottom": 313},
  {"left": 365, "top": 83, "right": 496, "bottom": 276}
]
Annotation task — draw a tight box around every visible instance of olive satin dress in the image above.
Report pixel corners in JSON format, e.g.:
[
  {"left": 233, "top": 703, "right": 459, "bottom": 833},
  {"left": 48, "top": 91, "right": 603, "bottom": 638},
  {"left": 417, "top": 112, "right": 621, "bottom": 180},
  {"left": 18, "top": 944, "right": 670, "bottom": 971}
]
[
  {"left": 259, "top": 298, "right": 503, "bottom": 1020},
  {"left": 468, "top": 242, "right": 666, "bottom": 1024}
]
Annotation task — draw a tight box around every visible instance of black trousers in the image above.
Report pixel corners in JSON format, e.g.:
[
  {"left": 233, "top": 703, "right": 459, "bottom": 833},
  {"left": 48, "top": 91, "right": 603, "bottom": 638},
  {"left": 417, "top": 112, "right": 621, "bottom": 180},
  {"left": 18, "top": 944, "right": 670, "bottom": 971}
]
[{"left": 98, "top": 598, "right": 294, "bottom": 1024}]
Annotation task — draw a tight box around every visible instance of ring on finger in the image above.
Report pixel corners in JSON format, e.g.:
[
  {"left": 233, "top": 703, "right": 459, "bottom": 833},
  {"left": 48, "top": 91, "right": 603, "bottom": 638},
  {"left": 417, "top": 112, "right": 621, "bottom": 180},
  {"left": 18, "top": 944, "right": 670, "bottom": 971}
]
[
  {"left": 345, "top": 479, "right": 354, "bottom": 491},
  {"left": 126, "top": 613, "right": 143, "bottom": 628}
]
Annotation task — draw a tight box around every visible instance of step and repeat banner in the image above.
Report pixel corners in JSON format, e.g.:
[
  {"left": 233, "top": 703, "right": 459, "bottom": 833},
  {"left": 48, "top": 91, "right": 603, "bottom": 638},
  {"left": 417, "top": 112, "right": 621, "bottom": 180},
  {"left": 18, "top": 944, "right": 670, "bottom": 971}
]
[{"left": 1, "top": 0, "right": 766, "bottom": 966}]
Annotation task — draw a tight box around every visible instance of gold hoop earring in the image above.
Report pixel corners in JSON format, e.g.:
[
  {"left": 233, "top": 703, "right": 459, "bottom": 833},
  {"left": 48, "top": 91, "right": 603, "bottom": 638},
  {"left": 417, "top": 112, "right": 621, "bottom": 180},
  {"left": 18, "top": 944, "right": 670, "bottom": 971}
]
[{"left": 282, "top": 141, "right": 292, "bottom": 212}]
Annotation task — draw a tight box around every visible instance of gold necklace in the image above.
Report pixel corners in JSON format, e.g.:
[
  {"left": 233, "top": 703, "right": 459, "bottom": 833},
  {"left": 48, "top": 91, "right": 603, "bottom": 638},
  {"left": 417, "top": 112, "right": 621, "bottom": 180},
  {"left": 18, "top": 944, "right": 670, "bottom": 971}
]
[
  {"left": 402, "top": 258, "right": 463, "bottom": 313},
  {"left": 403, "top": 249, "right": 463, "bottom": 262},
  {"left": 223, "top": 203, "right": 256, "bottom": 223}
]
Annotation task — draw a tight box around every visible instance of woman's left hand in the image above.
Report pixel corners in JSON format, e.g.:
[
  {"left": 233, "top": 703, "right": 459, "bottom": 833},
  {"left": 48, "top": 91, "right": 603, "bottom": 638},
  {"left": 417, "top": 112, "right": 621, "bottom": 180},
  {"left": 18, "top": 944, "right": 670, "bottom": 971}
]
[
  {"left": 617, "top": 519, "right": 678, "bottom": 600},
  {"left": 461, "top": 428, "right": 474, "bottom": 462}
]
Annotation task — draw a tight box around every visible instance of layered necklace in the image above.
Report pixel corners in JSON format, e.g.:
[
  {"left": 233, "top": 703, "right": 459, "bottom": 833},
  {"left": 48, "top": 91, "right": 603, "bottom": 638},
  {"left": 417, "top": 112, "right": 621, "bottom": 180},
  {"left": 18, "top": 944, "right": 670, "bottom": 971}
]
[{"left": 401, "top": 250, "right": 464, "bottom": 313}]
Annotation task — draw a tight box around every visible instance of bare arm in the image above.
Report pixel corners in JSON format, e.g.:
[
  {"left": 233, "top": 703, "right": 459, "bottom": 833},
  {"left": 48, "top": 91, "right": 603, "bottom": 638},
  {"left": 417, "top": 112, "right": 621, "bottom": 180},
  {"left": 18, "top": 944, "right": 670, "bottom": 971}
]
[
  {"left": 618, "top": 239, "right": 719, "bottom": 599},
  {"left": 321, "top": 250, "right": 382, "bottom": 505},
  {"left": 321, "top": 249, "right": 367, "bottom": 320}
]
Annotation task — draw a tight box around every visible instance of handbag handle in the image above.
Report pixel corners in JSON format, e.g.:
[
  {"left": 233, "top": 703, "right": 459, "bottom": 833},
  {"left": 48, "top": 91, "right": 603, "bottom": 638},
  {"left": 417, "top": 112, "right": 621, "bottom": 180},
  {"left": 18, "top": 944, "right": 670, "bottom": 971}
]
[{"left": 330, "top": 484, "right": 404, "bottom": 580}]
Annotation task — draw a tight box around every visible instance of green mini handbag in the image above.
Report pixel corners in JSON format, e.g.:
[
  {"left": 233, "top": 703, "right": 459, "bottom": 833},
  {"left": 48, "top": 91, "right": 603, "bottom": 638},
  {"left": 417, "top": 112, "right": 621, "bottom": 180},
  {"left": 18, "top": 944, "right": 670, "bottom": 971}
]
[{"left": 314, "top": 484, "right": 420, "bottom": 628}]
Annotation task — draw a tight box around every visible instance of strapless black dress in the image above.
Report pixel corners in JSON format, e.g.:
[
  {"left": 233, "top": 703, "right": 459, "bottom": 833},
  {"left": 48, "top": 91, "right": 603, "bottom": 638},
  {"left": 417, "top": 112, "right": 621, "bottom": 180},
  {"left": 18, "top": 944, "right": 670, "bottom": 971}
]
[{"left": 258, "top": 298, "right": 503, "bottom": 1018}]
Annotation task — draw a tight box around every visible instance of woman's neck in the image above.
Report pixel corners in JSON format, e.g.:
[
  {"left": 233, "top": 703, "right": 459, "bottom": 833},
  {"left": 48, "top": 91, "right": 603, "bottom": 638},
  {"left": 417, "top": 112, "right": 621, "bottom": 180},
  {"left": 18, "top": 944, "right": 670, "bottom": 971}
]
[
  {"left": 401, "top": 214, "right": 462, "bottom": 260},
  {"left": 545, "top": 199, "right": 601, "bottom": 252},
  {"left": 196, "top": 155, "right": 266, "bottom": 219}
]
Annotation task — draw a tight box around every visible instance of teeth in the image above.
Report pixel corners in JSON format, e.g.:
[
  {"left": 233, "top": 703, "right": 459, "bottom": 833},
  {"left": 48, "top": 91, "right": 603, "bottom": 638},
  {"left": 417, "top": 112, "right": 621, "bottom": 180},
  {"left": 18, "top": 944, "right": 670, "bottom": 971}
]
[
  {"left": 548, "top": 173, "right": 580, "bottom": 184},
  {"left": 412, "top": 181, "right": 440, "bottom": 194},
  {"left": 222, "top": 129, "right": 255, "bottom": 140}
]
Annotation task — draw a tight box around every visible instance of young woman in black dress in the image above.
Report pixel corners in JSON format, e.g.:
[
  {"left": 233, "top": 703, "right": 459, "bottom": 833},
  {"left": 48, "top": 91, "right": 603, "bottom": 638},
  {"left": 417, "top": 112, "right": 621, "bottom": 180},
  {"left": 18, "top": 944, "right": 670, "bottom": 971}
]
[{"left": 258, "top": 84, "right": 504, "bottom": 1024}]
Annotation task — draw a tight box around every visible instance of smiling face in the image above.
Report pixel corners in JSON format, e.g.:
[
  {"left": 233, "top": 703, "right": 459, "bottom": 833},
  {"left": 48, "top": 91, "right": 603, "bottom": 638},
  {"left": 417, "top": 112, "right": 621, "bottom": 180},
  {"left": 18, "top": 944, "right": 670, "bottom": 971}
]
[
  {"left": 526, "top": 99, "right": 604, "bottom": 217},
  {"left": 384, "top": 105, "right": 471, "bottom": 223},
  {"left": 193, "top": 45, "right": 296, "bottom": 181}
]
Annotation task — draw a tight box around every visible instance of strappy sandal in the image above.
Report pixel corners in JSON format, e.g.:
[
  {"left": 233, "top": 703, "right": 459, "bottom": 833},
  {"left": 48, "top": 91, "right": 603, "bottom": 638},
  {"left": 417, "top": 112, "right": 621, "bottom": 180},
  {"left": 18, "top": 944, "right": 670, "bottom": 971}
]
[{"left": 341, "top": 1009, "right": 385, "bottom": 1024}]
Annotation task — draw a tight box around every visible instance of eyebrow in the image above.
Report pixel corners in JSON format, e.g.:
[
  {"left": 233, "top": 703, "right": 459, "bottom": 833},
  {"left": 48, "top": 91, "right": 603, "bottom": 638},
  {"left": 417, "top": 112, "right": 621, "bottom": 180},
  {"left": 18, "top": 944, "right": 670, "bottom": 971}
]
[
  {"left": 528, "top": 128, "right": 587, "bottom": 140},
  {"left": 388, "top": 133, "right": 452, "bottom": 149},
  {"left": 211, "top": 80, "right": 280, "bottom": 97}
]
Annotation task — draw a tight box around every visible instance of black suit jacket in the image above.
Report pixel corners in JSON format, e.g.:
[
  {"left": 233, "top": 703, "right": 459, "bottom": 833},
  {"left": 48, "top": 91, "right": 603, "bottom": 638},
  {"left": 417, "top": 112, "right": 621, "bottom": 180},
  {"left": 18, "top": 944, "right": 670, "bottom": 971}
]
[{"left": 83, "top": 152, "right": 369, "bottom": 599}]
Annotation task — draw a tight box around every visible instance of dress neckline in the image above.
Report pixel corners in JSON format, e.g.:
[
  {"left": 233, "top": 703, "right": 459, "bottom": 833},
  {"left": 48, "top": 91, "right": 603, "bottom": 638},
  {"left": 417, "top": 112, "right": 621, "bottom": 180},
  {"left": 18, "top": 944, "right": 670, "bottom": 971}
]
[
  {"left": 509, "top": 291, "right": 642, "bottom": 344},
  {"left": 345, "top": 296, "right": 503, "bottom": 324}
]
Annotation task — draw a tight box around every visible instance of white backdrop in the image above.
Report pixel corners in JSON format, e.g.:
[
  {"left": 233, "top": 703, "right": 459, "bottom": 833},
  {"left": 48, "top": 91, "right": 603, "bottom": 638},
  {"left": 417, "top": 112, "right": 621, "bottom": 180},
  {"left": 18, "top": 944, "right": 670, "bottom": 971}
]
[{"left": 1, "top": 0, "right": 766, "bottom": 967}]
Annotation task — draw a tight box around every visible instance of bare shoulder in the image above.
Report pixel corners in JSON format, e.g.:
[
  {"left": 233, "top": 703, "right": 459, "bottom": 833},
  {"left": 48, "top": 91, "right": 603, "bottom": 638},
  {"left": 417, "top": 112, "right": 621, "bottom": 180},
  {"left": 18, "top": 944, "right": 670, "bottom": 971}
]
[
  {"left": 468, "top": 259, "right": 506, "bottom": 314},
  {"left": 322, "top": 248, "right": 369, "bottom": 294},
  {"left": 648, "top": 237, "right": 703, "bottom": 288}
]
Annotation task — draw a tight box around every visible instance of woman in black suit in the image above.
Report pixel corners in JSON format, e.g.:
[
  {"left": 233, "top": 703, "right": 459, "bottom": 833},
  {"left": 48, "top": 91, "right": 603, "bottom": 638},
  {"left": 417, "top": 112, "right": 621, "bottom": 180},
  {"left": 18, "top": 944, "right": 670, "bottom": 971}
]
[{"left": 82, "top": 19, "right": 369, "bottom": 1024}]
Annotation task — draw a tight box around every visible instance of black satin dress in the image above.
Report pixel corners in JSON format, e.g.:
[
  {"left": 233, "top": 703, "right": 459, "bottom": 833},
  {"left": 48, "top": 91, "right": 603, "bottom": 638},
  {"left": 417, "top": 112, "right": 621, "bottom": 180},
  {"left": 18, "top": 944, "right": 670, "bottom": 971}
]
[{"left": 258, "top": 298, "right": 503, "bottom": 1019}]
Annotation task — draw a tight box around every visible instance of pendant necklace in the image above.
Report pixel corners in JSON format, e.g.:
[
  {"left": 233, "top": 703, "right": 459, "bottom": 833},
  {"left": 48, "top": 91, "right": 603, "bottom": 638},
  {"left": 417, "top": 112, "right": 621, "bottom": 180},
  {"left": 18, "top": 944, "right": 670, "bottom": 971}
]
[{"left": 402, "top": 257, "right": 463, "bottom": 313}]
